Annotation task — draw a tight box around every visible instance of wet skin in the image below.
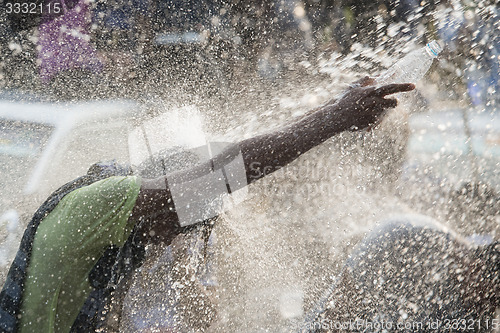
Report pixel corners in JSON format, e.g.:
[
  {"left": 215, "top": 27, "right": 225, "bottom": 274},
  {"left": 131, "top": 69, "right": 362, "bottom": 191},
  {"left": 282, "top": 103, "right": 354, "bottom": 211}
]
[{"left": 132, "top": 81, "right": 415, "bottom": 242}]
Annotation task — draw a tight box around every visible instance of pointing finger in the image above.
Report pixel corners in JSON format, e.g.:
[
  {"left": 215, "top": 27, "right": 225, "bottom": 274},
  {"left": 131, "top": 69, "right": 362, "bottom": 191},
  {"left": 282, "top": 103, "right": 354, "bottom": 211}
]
[{"left": 374, "top": 83, "right": 415, "bottom": 96}]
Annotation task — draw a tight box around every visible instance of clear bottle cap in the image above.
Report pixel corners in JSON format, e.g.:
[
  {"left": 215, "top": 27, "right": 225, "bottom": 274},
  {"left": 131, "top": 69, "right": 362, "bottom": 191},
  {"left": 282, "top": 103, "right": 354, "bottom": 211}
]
[{"left": 426, "top": 40, "right": 443, "bottom": 57}]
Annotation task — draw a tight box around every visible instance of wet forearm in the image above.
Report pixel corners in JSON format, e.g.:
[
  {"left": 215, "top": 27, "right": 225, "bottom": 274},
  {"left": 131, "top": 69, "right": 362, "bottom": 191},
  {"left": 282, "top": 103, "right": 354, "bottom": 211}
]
[
  {"left": 239, "top": 102, "right": 352, "bottom": 184},
  {"left": 132, "top": 102, "right": 349, "bottom": 230},
  {"left": 132, "top": 83, "right": 415, "bottom": 237}
]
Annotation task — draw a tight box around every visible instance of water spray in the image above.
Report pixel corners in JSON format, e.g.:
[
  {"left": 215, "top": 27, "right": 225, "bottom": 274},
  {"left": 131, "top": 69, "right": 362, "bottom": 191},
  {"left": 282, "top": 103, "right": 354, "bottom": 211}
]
[{"left": 376, "top": 40, "right": 480, "bottom": 189}]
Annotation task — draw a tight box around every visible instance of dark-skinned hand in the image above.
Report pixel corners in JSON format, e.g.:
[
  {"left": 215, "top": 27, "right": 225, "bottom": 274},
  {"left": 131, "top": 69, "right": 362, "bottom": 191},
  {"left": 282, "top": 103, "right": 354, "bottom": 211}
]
[{"left": 334, "top": 82, "right": 415, "bottom": 131}]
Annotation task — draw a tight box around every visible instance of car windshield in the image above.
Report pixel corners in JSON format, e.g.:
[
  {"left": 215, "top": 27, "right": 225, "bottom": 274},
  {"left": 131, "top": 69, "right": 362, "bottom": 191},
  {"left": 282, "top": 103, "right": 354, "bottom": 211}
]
[{"left": 0, "top": 119, "right": 54, "bottom": 212}]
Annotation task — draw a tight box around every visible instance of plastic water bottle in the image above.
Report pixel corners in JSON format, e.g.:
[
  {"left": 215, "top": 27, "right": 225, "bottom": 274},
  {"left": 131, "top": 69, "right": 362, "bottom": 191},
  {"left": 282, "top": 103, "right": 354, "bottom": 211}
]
[{"left": 377, "top": 40, "right": 443, "bottom": 85}]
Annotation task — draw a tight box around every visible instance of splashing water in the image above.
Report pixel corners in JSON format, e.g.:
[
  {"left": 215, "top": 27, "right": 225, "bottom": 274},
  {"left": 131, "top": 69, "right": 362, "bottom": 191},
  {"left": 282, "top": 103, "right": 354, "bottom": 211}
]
[{"left": 0, "top": 1, "right": 499, "bottom": 332}]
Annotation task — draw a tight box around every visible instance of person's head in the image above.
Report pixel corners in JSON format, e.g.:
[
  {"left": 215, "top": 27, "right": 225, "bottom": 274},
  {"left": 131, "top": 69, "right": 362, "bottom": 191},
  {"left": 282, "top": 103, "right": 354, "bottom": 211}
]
[
  {"left": 314, "top": 215, "right": 499, "bottom": 331},
  {"left": 469, "top": 240, "right": 500, "bottom": 312}
]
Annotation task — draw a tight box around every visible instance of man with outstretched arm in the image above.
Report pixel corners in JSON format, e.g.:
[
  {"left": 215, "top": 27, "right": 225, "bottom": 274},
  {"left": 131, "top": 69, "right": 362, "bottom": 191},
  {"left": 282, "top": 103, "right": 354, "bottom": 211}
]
[
  {"left": 134, "top": 82, "right": 413, "bottom": 238},
  {"left": 1, "top": 82, "right": 415, "bottom": 333}
]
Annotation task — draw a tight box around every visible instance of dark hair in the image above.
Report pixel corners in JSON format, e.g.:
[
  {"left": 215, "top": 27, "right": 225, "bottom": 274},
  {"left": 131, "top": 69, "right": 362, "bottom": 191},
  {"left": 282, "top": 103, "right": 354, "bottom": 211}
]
[{"left": 475, "top": 241, "right": 500, "bottom": 306}]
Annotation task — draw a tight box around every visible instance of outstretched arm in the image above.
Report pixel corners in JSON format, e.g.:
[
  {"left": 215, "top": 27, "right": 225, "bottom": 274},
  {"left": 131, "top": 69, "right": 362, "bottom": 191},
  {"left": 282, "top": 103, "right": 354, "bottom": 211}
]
[
  {"left": 132, "top": 83, "right": 415, "bottom": 239},
  {"left": 240, "top": 83, "right": 414, "bottom": 184}
]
